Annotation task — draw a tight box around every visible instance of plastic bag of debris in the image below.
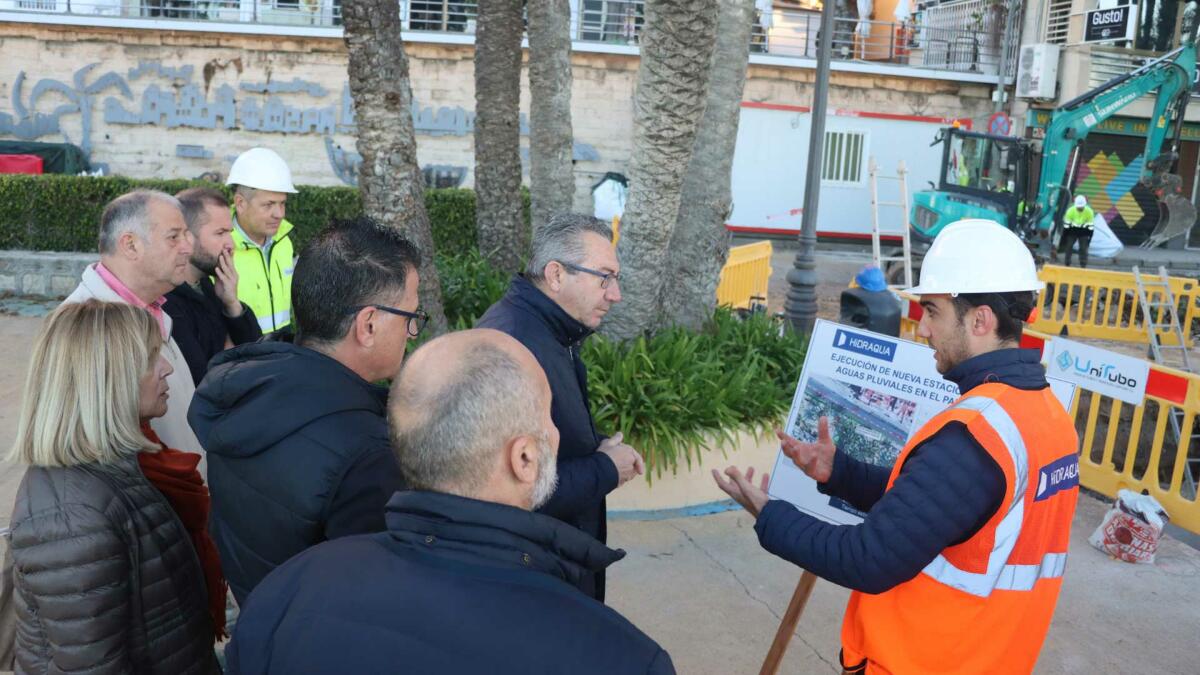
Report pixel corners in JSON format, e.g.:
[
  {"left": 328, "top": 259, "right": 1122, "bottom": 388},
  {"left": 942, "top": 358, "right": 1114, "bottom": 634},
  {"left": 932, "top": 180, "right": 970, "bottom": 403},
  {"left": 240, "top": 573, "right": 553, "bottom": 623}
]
[
  {"left": 1088, "top": 489, "right": 1169, "bottom": 564},
  {"left": 1088, "top": 212, "right": 1123, "bottom": 259}
]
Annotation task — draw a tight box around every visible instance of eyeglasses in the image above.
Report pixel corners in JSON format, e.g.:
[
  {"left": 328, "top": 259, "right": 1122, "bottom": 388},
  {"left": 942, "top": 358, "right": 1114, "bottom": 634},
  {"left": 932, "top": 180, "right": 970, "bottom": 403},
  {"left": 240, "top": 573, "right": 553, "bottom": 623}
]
[
  {"left": 349, "top": 305, "right": 430, "bottom": 337},
  {"left": 558, "top": 261, "right": 620, "bottom": 289}
]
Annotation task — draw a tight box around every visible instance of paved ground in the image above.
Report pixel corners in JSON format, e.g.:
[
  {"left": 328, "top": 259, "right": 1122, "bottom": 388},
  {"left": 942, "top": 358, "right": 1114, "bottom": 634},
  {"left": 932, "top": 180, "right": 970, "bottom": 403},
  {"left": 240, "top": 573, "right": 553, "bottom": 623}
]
[
  {"left": 0, "top": 259, "right": 1198, "bottom": 673},
  {"left": 0, "top": 309, "right": 46, "bottom": 529},
  {"left": 607, "top": 494, "right": 1200, "bottom": 675},
  {"left": 765, "top": 247, "right": 868, "bottom": 321}
]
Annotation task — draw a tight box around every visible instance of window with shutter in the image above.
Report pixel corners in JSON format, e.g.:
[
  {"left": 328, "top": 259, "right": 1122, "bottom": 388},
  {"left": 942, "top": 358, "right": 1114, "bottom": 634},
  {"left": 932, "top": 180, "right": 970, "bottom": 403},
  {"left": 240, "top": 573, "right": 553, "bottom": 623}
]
[
  {"left": 821, "top": 130, "right": 868, "bottom": 187},
  {"left": 1045, "top": 0, "right": 1071, "bottom": 45}
]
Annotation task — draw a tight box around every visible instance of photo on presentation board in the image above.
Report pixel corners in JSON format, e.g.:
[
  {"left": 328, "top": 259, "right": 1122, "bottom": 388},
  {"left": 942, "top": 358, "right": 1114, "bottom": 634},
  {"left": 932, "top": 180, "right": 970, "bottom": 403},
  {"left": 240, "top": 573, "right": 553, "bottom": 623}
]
[
  {"left": 790, "top": 375, "right": 919, "bottom": 467},
  {"left": 769, "top": 319, "right": 1077, "bottom": 526},
  {"left": 788, "top": 374, "right": 922, "bottom": 518}
]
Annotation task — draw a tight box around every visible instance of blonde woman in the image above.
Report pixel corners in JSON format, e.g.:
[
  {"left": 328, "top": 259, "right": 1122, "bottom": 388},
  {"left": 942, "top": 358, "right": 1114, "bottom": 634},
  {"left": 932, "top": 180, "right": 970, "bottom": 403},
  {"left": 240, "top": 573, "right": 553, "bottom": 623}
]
[{"left": 7, "top": 300, "right": 217, "bottom": 674}]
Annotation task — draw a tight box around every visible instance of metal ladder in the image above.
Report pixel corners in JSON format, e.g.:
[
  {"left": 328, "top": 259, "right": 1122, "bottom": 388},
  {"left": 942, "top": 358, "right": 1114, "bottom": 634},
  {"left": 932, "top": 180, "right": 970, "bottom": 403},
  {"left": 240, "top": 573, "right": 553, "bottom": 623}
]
[
  {"left": 1134, "top": 265, "right": 1194, "bottom": 372},
  {"left": 1133, "top": 265, "right": 1198, "bottom": 497},
  {"left": 868, "top": 158, "right": 913, "bottom": 288}
]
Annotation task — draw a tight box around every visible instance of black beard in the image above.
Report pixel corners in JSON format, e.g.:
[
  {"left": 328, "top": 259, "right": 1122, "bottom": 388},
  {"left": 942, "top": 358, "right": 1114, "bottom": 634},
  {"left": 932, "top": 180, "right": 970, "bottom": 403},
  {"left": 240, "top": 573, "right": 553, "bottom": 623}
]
[{"left": 191, "top": 251, "right": 220, "bottom": 277}]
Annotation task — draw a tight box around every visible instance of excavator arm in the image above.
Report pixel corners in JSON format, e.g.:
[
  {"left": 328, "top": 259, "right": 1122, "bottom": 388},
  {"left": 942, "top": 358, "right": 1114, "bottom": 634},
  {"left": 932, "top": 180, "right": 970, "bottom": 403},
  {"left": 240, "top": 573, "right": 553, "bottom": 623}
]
[{"left": 1028, "top": 40, "right": 1197, "bottom": 246}]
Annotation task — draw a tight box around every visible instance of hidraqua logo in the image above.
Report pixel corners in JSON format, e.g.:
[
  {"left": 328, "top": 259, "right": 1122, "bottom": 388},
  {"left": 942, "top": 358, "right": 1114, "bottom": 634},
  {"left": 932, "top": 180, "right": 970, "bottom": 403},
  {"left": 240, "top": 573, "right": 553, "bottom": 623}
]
[
  {"left": 834, "top": 329, "right": 896, "bottom": 362},
  {"left": 1056, "top": 350, "right": 1140, "bottom": 389},
  {"left": 1034, "top": 454, "right": 1079, "bottom": 501}
]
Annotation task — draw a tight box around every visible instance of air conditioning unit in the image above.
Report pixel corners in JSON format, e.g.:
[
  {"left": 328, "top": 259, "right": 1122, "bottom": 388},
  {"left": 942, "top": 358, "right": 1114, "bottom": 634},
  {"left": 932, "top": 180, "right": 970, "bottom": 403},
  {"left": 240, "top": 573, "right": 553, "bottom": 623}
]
[{"left": 1016, "top": 43, "right": 1061, "bottom": 100}]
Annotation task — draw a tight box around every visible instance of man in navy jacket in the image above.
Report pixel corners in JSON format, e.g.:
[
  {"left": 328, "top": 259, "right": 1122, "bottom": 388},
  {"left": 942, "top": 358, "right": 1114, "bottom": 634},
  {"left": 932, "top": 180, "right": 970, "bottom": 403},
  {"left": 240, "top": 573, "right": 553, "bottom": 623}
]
[
  {"left": 226, "top": 329, "right": 674, "bottom": 675},
  {"left": 189, "top": 217, "right": 420, "bottom": 604},
  {"left": 477, "top": 213, "right": 644, "bottom": 601}
]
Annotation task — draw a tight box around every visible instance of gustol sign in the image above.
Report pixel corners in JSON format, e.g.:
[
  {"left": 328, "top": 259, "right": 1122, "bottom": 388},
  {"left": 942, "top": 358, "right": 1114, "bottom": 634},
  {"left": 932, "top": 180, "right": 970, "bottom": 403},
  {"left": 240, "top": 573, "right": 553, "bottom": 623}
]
[{"left": 1084, "top": 6, "right": 1136, "bottom": 44}]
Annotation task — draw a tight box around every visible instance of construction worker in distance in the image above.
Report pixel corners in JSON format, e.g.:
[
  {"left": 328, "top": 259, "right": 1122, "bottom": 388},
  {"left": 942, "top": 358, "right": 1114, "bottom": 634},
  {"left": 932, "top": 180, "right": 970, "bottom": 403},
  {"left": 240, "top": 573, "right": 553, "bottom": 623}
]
[
  {"left": 992, "top": 169, "right": 1025, "bottom": 218},
  {"left": 713, "top": 219, "right": 1080, "bottom": 675},
  {"left": 227, "top": 147, "right": 298, "bottom": 334},
  {"left": 1059, "top": 194, "right": 1096, "bottom": 268}
]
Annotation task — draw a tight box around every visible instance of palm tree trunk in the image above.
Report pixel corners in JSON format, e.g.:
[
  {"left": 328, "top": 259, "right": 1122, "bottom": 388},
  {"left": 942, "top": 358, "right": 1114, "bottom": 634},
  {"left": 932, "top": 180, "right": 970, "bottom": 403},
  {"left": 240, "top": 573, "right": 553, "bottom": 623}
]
[
  {"left": 660, "top": 0, "right": 755, "bottom": 330},
  {"left": 528, "top": 0, "right": 577, "bottom": 232},
  {"left": 342, "top": 0, "right": 448, "bottom": 334},
  {"left": 474, "top": 0, "right": 528, "bottom": 273},
  {"left": 600, "top": 0, "right": 720, "bottom": 340}
]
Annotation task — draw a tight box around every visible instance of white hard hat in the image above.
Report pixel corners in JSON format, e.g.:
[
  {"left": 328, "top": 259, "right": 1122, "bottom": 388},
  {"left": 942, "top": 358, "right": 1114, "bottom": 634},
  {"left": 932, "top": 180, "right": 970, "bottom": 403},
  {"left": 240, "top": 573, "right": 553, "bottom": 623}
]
[
  {"left": 1074, "top": 195, "right": 1087, "bottom": 208},
  {"left": 909, "top": 219, "right": 1043, "bottom": 295},
  {"left": 226, "top": 147, "right": 297, "bottom": 193}
]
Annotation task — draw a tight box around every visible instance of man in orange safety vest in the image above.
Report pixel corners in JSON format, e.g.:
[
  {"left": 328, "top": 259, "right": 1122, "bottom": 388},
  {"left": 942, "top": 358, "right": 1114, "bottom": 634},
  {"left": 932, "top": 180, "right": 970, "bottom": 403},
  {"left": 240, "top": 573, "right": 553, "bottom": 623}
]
[{"left": 714, "top": 218, "right": 1080, "bottom": 674}]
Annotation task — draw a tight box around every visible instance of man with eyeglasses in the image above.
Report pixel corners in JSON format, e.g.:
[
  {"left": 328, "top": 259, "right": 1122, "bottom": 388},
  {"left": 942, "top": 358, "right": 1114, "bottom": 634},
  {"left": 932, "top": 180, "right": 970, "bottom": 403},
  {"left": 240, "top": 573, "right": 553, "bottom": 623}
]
[
  {"left": 478, "top": 212, "right": 645, "bottom": 603},
  {"left": 189, "top": 216, "right": 421, "bottom": 605}
]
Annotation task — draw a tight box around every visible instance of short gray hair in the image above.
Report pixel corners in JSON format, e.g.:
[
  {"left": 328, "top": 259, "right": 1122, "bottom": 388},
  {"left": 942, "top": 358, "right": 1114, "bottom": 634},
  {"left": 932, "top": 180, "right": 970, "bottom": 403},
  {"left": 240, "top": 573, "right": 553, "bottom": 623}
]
[
  {"left": 234, "top": 185, "right": 259, "bottom": 203},
  {"left": 389, "top": 342, "right": 543, "bottom": 496},
  {"left": 525, "top": 213, "right": 613, "bottom": 280},
  {"left": 98, "top": 190, "right": 182, "bottom": 255}
]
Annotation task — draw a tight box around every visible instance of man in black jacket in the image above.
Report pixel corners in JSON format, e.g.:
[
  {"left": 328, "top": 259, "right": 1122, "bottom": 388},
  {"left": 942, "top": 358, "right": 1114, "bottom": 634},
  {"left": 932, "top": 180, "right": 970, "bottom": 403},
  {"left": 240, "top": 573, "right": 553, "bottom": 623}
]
[
  {"left": 189, "top": 216, "right": 423, "bottom": 604},
  {"left": 226, "top": 329, "right": 674, "bottom": 674},
  {"left": 477, "top": 213, "right": 644, "bottom": 602},
  {"left": 166, "top": 187, "right": 261, "bottom": 385}
]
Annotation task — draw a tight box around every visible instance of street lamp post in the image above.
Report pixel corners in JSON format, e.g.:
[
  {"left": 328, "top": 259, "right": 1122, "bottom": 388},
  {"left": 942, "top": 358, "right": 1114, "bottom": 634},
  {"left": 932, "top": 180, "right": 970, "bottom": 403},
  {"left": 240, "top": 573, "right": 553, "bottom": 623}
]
[{"left": 783, "top": 0, "right": 836, "bottom": 336}]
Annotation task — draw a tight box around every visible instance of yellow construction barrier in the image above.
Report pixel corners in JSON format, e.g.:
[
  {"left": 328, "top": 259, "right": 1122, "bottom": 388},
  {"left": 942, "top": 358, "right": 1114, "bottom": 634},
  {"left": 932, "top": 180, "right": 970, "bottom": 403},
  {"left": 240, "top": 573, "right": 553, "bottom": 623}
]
[
  {"left": 1031, "top": 264, "right": 1198, "bottom": 347},
  {"left": 717, "top": 241, "right": 773, "bottom": 311},
  {"left": 610, "top": 217, "right": 772, "bottom": 311},
  {"left": 898, "top": 293, "right": 1200, "bottom": 534}
]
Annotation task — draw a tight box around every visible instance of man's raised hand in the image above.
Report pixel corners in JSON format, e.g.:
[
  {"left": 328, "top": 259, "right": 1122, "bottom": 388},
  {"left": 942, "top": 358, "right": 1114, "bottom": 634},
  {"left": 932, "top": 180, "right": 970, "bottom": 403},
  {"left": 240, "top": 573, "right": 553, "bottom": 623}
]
[
  {"left": 776, "top": 416, "right": 836, "bottom": 483},
  {"left": 711, "top": 466, "right": 770, "bottom": 518}
]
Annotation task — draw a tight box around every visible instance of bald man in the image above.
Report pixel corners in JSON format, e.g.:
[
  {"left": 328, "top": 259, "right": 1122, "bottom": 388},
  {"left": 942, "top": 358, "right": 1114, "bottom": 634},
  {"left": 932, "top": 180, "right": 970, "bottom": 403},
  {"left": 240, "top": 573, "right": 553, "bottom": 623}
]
[{"left": 227, "top": 330, "right": 674, "bottom": 675}]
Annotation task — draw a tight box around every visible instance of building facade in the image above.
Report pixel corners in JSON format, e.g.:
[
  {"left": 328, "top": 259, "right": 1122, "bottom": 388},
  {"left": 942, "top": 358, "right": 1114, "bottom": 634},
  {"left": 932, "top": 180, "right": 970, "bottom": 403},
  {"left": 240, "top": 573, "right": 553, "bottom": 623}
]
[
  {"left": 1012, "top": 0, "right": 1200, "bottom": 247},
  {"left": 0, "top": 0, "right": 1009, "bottom": 236}
]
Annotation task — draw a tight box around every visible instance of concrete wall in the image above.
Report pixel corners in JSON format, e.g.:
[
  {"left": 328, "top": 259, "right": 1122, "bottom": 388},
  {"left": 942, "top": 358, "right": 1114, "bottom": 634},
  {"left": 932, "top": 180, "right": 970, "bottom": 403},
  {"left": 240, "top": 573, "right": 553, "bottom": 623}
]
[
  {"left": 0, "top": 22, "right": 997, "bottom": 213},
  {"left": 0, "top": 251, "right": 93, "bottom": 298}
]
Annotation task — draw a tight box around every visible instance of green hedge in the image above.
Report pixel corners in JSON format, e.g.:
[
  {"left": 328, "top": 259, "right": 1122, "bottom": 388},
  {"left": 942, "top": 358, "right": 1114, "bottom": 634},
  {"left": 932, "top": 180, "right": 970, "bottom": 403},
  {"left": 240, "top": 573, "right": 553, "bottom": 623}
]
[{"left": 0, "top": 175, "right": 480, "bottom": 255}]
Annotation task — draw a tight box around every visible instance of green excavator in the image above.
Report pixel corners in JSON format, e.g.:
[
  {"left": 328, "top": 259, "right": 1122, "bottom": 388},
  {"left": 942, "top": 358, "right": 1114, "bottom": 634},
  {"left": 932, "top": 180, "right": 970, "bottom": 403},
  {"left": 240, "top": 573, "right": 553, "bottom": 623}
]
[{"left": 906, "top": 21, "right": 1200, "bottom": 261}]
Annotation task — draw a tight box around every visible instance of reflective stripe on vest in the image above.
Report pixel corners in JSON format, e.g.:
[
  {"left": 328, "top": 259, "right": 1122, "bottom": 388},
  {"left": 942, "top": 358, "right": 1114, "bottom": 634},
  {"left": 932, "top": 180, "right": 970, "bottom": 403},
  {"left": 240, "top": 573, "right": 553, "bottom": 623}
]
[
  {"left": 256, "top": 309, "right": 292, "bottom": 333},
  {"left": 839, "top": 384, "right": 1079, "bottom": 674},
  {"left": 918, "top": 397, "right": 1070, "bottom": 596}
]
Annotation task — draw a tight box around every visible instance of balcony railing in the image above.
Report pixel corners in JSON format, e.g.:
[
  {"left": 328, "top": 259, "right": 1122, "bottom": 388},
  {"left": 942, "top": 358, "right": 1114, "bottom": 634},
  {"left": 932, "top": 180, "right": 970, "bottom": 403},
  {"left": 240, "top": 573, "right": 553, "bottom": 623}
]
[{"left": 0, "top": 0, "right": 1013, "bottom": 78}]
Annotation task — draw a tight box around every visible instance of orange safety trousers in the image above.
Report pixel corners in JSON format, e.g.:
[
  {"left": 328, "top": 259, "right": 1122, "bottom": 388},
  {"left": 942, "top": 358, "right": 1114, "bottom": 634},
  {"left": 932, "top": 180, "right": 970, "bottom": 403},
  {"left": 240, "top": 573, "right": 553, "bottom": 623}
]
[{"left": 840, "top": 383, "right": 1080, "bottom": 675}]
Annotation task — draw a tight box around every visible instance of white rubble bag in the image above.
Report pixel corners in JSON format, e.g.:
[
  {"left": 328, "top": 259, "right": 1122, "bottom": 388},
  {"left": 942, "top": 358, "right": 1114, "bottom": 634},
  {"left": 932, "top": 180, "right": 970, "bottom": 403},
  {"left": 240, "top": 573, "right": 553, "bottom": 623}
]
[
  {"left": 1088, "top": 489, "right": 1169, "bottom": 564},
  {"left": 592, "top": 172, "right": 628, "bottom": 222},
  {"left": 1088, "top": 212, "right": 1124, "bottom": 259}
]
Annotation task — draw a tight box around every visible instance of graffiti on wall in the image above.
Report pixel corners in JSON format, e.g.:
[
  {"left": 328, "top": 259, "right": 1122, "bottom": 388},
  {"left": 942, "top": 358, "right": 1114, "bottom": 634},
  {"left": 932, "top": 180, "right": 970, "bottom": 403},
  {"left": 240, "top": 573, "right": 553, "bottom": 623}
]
[
  {"left": 0, "top": 60, "right": 600, "bottom": 185},
  {"left": 0, "top": 64, "right": 132, "bottom": 154}
]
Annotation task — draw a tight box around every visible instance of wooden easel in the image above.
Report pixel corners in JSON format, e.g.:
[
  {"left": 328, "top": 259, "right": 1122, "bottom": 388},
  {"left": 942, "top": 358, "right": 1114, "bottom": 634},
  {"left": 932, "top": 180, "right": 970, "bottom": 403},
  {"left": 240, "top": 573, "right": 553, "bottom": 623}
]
[{"left": 759, "top": 570, "right": 820, "bottom": 675}]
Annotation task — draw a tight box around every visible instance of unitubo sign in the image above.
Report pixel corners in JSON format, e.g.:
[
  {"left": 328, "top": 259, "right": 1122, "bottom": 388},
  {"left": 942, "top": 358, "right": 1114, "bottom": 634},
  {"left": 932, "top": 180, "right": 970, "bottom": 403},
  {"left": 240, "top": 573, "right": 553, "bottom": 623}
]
[
  {"left": 1084, "top": 6, "right": 1135, "bottom": 44},
  {"left": 1047, "top": 337, "right": 1149, "bottom": 405}
]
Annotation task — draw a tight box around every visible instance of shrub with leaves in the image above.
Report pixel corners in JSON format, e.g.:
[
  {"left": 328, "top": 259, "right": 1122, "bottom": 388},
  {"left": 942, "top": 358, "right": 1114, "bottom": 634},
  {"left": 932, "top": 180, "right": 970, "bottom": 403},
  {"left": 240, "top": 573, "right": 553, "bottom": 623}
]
[
  {"left": 436, "top": 251, "right": 512, "bottom": 328},
  {"left": 585, "top": 309, "right": 807, "bottom": 479}
]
